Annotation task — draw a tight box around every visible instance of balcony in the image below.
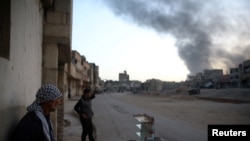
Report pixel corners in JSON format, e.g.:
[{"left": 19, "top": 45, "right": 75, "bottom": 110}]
[{"left": 68, "top": 63, "right": 76, "bottom": 78}]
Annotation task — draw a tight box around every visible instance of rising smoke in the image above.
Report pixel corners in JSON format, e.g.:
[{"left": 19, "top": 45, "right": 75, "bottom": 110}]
[{"left": 102, "top": 0, "right": 250, "bottom": 74}]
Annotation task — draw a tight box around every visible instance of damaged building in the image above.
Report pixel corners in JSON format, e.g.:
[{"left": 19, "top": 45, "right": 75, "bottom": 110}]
[{"left": 188, "top": 59, "right": 250, "bottom": 89}]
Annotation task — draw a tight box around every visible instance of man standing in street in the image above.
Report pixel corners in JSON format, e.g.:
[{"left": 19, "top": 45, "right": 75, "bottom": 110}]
[{"left": 74, "top": 87, "right": 95, "bottom": 141}]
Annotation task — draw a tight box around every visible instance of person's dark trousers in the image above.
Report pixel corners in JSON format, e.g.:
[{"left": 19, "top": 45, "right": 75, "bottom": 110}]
[{"left": 80, "top": 117, "right": 95, "bottom": 141}]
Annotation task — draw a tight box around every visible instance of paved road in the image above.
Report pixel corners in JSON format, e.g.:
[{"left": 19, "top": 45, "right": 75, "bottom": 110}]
[{"left": 64, "top": 93, "right": 206, "bottom": 141}]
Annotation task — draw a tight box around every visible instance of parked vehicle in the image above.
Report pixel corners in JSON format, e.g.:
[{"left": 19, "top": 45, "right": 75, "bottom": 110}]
[{"left": 188, "top": 87, "right": 200, "bottom": 95}]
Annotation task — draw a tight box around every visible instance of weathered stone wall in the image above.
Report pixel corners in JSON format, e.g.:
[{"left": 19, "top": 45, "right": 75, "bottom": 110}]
[
  {"left": 0, "top": 0, "right": 43, "bottom": 140},
  {"left": 43, "top": 0, "right": 72, "bottom": 140}
]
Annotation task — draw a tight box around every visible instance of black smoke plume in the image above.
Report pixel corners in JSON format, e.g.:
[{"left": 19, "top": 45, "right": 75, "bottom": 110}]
[{"left": 103, "top": 0, "right": 250, "bottom": 74}]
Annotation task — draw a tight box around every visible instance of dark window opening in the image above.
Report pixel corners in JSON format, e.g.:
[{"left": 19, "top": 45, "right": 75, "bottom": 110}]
[{"left": 0, "top": 0, "right": 10, "bottom": 59}]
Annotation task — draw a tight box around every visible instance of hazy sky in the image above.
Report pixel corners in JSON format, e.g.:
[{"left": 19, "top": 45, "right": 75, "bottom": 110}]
[{"left": 72, "top": 0, "right": 250, "bottom": 82}]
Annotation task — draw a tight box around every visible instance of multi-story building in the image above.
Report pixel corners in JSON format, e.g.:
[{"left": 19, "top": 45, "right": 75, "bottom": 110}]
[
  {"left": 119, "top": 70, "right": 129, "bottom": 82},
  {"left": 103, "top": 80, "right": 120, "bottom": 92},
  {"left": 144, "top": 79, "right": 163, "bottom": 92},
  {"left": 118, "top": 70, "right": 130, "bottom": 91},
  {"left": 130, "top": 80, "right": 142, "bottom": 92},
  {"left": 0, "top": 1, "right": 72, "bottom": 141},
  {"left": 187, "top": 72, "right": 203, "bottom": 87},
  {"left": 68, "top": 51, "right": 91, "bottom": 97},
  {"left": 219, "top": 74, "right": 231, "bottom": 88},
  {"left": 230, "top": 67, "right": 240, "bottom": 87},
  {"left": 228, "top": 60, "right": 250, "bottom": 88},
  {"left": 203, "top": 69, "right": 223, "bottom": 87},
  {"left": 162, "top": 81, "right": 178, "bottom": 90},
  {"left": 82, "top": 56, "right": 91, "bottom": 88},
  {"left": 186, "top": 60, "right": 250, "bottom": 89},
  {"left": 241, "top": 60, "right": 250, "bottom": 88},
  {"left": 89, "top": 63, "right": 101, "bottom": 92}
]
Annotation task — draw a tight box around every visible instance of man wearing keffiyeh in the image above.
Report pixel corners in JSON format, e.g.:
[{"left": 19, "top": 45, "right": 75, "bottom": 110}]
[{"left": 12, "top": 84, "right": 62, "bottom": 141}]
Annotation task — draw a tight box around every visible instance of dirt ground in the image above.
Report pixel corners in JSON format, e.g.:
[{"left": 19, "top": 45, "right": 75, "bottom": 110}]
[{"left": 111, "top": 88, "right": 250, "bottom": 130}]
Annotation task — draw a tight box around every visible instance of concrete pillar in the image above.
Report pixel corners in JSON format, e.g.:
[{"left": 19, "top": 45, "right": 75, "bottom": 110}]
[
  {"left": 42, "top": 0, "right": 73, "bottom": 141},
  {"left": 43, "top": 44, "right": 58, "bottom": 84},
  {"left": 57, "top": 64, "right": 67, "bottom": 141},
  {"left": 42, "top": 43, "right": 59, "bottom": 137}
]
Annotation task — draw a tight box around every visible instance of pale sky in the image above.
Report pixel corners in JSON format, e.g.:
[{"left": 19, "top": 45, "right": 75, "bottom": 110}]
[{"left": 72, "top": 0, "right": 250, "bottom": 82}]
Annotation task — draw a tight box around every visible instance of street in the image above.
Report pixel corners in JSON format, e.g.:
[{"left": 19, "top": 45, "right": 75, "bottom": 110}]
[
  {"left": 93, "top": 93, "right": 206, "bottom": 141},
  {"left": 64, "top": 93, "right": 207, "bottom": 141}
]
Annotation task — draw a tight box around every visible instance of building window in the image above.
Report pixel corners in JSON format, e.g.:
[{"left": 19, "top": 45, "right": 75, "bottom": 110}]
[
  {"left": 0, "top": 0, "right": 10, "bottom": 59},
  {"left": 72, "top": 58, "right": 77, "bottom": 64},
  {"left": 245, "top": 67, "right": 250, "bottom": 73}
]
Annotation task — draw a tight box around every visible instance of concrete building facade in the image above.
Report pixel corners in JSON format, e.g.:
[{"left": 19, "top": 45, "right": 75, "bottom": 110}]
[
  {"left": 144, "top": 79, "right": 163, "bottom": 92},
  {"left": 89, "top": 63, "right": 101, "bottom": 92},
  {"left": 188, "top": 59, "right": 250, "bottom": 88},
  {"left": 0, "top": 0, "right": 72, "bottom": 141},
  {"left": 203, "top": 69, "right": 223, "bottom": 83},
  {"left": 119, "top": 70, "right": 129, "bottom": 82},
  {"left": 68, "top": 51, "right": 91, "bottom": 98},
  {"left": 241, "top": 60, "right": 250, "bottom": 87},
  {"left": 0, "top": 1, "right": 43, "bottom": 140},
  {"left": 118, "top": 70, "right": 130, "bottom": 91},
  {"left": 230, "top": 67, "right": 240, "bottom": 87}
]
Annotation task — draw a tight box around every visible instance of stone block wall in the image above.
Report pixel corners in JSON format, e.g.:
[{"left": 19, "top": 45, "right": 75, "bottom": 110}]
[{"left": 42, "top": 0, "right": 72, "bottom": 141}]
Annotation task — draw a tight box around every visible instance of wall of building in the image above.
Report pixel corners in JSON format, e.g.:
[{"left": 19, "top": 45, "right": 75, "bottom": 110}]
[
  {"left": 89, "top": 63, "right": 100, "bottom": 91},
  {"left": 68, "top": 80, "right": 78, "bottom": 97},
  {"left": 146, "top": 79, "right": 163, "bottom": 92},
  {"left": 69, "top": 51, "right": 91, "bottom": 97},
  {"left": 42, "top": 0, "right": 72, "bottom": 140},
  {"left": 0, "top": 0, "right": 43, "bottom": 140},
  {"left": 119, "top": 71, "right": 129, "bottom": 82}
]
